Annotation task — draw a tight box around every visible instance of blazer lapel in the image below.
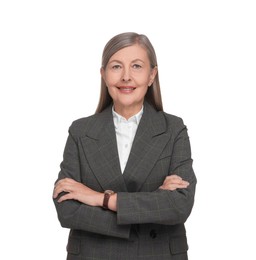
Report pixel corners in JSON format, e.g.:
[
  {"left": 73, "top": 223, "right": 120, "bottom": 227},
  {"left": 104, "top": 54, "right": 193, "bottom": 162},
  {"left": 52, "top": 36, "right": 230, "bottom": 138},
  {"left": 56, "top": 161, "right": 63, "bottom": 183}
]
[
  {"left": 80, "top": 107, "right": 127, "bottom": 192},
  {"left": 122, "top": 102, "right": 171, "bottom": 192}
]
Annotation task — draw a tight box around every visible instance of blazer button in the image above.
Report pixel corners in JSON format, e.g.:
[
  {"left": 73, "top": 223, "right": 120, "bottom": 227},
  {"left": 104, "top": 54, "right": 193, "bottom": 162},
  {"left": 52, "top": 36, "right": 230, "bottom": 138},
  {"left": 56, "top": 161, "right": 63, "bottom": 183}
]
[{"left": 150, "top": 229, "right": 157, "bottom": 239}]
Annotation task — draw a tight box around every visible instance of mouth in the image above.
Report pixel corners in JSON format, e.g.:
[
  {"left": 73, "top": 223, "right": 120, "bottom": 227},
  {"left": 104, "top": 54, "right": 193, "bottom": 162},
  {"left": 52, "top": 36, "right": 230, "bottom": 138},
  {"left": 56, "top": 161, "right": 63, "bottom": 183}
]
[{"left": 117, "top": 86, "right": 136, "bottom": 93}]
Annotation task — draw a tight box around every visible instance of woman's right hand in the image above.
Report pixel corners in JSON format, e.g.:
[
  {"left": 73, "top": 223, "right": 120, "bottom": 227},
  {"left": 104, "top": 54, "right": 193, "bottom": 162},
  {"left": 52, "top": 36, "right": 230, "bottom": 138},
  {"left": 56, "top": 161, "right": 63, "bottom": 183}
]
[{"left": 159, "top": 175, "right": 189, "bottom": 191}]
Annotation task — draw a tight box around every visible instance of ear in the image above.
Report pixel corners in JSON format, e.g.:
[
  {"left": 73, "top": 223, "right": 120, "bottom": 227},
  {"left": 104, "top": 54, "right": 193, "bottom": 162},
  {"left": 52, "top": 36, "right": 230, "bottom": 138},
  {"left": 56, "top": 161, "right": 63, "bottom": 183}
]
[
  {"left": 149, "top": 66, "right": 158, "bottom": 86},
  {"left": 100, "top": 67, "right": 105, "bottom": 80}
]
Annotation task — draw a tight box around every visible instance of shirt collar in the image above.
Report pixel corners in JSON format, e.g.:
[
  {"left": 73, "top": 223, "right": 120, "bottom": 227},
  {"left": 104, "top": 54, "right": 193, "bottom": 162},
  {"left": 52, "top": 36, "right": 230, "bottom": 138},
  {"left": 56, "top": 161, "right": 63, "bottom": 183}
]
[{"left": 112, "top": 106, "right": 144, "bottom": 125}]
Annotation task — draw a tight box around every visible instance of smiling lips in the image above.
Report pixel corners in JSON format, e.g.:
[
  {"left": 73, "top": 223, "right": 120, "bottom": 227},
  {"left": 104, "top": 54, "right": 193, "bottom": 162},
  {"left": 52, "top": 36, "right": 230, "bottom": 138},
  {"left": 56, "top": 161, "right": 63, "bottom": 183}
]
[{"left": 117, "top": 86, "right": 136, "bottom": 93}]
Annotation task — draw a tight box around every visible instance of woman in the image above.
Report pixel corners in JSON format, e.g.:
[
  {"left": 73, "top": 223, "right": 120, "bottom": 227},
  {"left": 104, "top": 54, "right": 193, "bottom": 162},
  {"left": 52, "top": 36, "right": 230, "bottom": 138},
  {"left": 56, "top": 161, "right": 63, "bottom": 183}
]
[{"left": 53, "top": 32, "right": 196, "bottom": 260}]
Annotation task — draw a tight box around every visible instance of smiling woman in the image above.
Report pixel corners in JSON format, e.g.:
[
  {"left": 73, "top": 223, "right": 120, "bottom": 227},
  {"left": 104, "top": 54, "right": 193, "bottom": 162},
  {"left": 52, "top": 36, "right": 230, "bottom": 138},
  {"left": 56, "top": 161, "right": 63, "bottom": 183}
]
[
  {"left": 96, "top": 32, "right": 163, "bottom": 115},
  {"left": 101, "top": 44, "right": 157, "bottom": 118},
  {"left": 53, "top": 32, "right": 196, "bottom": 260}
]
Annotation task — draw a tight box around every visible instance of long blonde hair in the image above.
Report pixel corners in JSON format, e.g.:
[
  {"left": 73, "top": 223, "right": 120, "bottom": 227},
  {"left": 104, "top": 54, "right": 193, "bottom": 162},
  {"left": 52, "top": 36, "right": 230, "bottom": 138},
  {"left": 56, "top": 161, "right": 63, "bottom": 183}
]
[{"left": 95, "top": 32, "right": 163, "bottom": 113}]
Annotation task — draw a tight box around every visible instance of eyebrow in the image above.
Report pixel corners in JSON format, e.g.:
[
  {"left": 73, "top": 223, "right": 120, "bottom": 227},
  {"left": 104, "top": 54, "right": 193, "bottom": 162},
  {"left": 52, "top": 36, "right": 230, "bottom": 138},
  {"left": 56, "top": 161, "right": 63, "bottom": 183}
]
[{"left": 108, "top": 59, "right": 145, "bottom": 64}]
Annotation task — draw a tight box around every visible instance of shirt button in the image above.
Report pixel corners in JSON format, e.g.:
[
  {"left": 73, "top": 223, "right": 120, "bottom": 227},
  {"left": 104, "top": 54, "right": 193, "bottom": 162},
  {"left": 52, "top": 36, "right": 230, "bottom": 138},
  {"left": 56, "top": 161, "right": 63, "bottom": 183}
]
[{"left": 125, "top": 144, "right": 128, "bottom": 148}]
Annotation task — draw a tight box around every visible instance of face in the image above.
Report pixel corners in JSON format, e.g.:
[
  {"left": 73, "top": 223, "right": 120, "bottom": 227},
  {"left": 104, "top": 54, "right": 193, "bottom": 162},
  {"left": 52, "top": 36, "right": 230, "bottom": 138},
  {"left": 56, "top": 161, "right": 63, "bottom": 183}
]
[{"left": 101, "top": 44, "right": 157, "bottom": 116}]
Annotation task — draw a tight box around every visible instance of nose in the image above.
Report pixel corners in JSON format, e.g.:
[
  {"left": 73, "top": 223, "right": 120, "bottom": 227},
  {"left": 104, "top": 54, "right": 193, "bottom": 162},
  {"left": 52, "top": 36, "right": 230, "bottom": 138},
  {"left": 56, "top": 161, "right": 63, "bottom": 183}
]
[{"left": 122, "top": 67, "right": 131, "bottom": 82}]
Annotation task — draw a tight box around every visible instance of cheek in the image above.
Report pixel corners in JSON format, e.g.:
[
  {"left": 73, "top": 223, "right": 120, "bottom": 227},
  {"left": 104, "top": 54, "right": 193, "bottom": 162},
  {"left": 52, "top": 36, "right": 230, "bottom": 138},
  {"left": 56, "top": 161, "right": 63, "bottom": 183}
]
[
  {"left": 135, "top": 75, "right": 152, "bottom": 87},
  {"left": 104, "top": 71, "right": 120, "bottom": 87},
  {"left": 134, "top": 70, "right": 152, "bottom": 83}
]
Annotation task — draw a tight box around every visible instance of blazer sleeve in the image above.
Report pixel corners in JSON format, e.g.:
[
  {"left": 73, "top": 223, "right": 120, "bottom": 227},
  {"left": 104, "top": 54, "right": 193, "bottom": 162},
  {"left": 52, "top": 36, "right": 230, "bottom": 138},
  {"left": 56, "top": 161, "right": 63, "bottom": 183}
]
[
  {"left": 117, "top": 118, "right": 197, "bottom": 226},
  {"left": 53, "top": 126, "right": 131, "bottom": 239}
]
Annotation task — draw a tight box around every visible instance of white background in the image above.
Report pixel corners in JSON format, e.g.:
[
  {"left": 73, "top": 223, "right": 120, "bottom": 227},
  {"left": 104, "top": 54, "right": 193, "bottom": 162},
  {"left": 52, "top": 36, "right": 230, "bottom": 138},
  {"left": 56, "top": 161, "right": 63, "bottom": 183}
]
[{"left": 1, "top": 0, "right": 256, "bottom": 259}]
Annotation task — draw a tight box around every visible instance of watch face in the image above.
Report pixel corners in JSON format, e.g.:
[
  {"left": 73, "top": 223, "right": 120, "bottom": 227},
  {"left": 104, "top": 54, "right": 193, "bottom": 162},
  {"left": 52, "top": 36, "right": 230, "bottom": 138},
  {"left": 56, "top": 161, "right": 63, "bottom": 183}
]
[{"left": 105, "top": 190, "right": 114, "bottom": 195}]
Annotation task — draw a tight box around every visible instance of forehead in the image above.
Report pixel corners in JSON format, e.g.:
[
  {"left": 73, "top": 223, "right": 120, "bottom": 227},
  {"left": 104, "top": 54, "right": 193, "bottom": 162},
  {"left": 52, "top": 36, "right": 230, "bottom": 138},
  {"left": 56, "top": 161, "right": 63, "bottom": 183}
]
[{"left": 109, "top": 44, "right": 149, "bottom": 63}]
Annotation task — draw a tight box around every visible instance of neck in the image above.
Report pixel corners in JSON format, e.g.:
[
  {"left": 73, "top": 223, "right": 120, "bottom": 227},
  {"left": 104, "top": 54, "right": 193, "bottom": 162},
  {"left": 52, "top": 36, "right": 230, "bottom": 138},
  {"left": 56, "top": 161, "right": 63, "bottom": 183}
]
[{"left": 113, "top": 103, "right": 143, "bottom": 120}]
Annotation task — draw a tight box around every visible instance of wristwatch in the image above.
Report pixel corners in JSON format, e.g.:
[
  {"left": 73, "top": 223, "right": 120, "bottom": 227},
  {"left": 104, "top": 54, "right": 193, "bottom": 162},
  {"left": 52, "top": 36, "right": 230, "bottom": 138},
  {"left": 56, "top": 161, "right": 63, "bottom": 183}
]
[{"left": 103, "top": 190, "right": 115, "bottom": 210}]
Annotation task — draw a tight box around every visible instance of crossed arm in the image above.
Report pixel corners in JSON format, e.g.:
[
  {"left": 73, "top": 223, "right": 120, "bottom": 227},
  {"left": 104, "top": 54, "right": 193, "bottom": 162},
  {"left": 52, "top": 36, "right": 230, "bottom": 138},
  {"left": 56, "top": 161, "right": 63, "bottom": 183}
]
[
  {"left": 53, "top": 174, "right": 190, "bottom": 211},
  {"left": 53, "top": 118, "right": 196, "bottom": 237}
]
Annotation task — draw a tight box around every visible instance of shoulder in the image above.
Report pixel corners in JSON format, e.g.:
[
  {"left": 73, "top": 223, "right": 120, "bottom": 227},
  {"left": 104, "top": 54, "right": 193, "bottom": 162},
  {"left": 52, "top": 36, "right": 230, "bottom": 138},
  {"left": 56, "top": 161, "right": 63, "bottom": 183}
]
[
  {"left": 143, "top": 102, "right": 187, "bottom": 135},
  {"left": 162, "top": 111, "right": 187, "bottom": 133},
  {"left": 162, "top": 111, "right": 183, "bottom": 125},
  {"left": 68, "top": 106, "right": 112, "bottom": 138},
  {"left": 68, "top": 113, "right": 103, "bottom": 137}
]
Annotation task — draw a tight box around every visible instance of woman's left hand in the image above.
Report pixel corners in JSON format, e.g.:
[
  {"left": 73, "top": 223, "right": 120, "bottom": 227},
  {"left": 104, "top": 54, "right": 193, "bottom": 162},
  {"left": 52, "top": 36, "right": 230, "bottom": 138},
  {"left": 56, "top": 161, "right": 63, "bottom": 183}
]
[
  {"left": 53, "top": 178, "right": 103, "bottom": 206},
  {"left": 159, "top": 175, "right": 189, "bottom": 191}
]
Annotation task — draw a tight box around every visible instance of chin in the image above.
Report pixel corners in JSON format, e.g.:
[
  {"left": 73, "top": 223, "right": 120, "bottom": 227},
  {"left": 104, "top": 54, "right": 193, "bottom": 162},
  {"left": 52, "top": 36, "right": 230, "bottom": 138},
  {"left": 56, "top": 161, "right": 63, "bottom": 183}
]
[{"left": 115, "top": 99, "right": 143, "bottom": 109}]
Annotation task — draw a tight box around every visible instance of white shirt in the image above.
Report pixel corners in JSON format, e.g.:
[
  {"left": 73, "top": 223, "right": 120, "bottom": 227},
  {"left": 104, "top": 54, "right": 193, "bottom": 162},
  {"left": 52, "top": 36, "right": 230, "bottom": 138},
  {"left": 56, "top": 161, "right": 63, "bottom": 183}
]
[{"left": 112, "top": 107, "right": 143, "bottom": 173}]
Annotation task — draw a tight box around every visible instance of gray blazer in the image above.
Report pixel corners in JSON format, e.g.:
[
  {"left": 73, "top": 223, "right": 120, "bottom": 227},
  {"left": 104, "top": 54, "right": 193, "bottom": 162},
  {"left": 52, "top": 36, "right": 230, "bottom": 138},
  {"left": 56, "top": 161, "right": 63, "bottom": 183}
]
[{"left": 53, "top": 102, "right": 197, "bottom": 260}]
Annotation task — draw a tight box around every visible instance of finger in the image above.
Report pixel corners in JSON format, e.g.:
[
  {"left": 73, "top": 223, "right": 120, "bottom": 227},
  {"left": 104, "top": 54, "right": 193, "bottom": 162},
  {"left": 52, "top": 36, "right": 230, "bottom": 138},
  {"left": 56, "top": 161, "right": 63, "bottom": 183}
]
[
  {"left": 54, "top": 179, "right": 66, "bottom": 187},
  {"left": 53, "top": 186, "right": 62, "bottom": 198},
  {"left": 166, "top": 176, "right": 183, "bottom": 183},
  {"left": 166, "top": 176, "right": 189, "bottom": 185},
  {"left": 53, "top": 187, "right": 66, "bottom": 198},
  {"left": 163, "top": 178, "right": 184, "bottom": 186},
  {"left": 178, "top": 183, "right": 189, "bottom": 188},
  {"left": 167, "top": 175, "right": 182, "bottom": 180},
  {"left": 57, "top": 193, "right": 73, "bottom": 203},
  {"left": 53, "top": 183, "right": 72, "bottom": 198},
  {"left": 160, "top": 182, "right": 189, "bottom": 191},
  {"left": 55, "top": 178, "right": 73, "bottom": 186},
  {"left": 173, "top": 181, "right": 189, "bottom": 187}
]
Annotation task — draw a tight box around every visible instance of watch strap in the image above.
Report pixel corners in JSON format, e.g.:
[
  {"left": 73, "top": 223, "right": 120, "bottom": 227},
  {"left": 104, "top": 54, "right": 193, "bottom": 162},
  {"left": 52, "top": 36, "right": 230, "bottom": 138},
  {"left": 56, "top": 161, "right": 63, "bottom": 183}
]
[{"left": 103, "top": 190, "right": 114, "bottom": 209}]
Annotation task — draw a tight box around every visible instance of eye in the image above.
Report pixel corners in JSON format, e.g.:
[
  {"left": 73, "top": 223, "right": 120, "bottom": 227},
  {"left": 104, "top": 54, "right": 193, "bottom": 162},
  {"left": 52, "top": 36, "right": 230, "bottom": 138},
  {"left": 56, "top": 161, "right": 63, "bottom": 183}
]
[
  {"left": 132, "top": 64, "right": 142, "bottom": 69},
  {"left": 112, "top": 64, "right": 122, "bottom": 70}
]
